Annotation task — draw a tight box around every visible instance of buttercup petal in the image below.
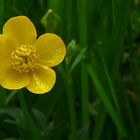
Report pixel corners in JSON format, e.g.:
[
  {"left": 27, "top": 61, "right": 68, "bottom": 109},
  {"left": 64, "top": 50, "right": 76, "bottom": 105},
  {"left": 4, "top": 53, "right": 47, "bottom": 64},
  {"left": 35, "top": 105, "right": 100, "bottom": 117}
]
[
  {"left": 0, "top": 35, "right": 16, "bottom": 81},
  {"left": 34, "top": 33, "right": 66, "bottom": 67},
  {"left": 0, "top": 34, "right": 16, "bottom": 58},
  {"left": 26, "top": 66, "right": 56, "bottom": 94},
  {"left": 1, "top": 68, "right": 30, "bottom": 89},
  {"left": 3, "top": 16, "right": 37, "bottom": 45}
]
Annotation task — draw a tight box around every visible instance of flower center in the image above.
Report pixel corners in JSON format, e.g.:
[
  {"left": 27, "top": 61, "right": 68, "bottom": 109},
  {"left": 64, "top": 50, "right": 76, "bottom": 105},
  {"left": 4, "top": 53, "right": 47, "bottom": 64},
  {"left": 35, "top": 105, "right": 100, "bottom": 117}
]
[{"left": 10, "top": 45, "right": 40, "bottom": 73}]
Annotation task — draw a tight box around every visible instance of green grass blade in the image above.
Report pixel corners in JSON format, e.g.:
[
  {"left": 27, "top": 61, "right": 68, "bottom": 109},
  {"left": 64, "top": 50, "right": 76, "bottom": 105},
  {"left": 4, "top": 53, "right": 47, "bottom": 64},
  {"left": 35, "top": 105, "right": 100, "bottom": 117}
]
[
  {"left": 77, "top": 0, "right": 89, "bottom": 139},
  {"left": 102, "top": 58, "right": 120, "bottom": 113},
  {"left": 92, "top": 109, "right": 107, "bottom": 140},
  {"left": 87, "top": 64, "right": 126, "bottom": 137}
]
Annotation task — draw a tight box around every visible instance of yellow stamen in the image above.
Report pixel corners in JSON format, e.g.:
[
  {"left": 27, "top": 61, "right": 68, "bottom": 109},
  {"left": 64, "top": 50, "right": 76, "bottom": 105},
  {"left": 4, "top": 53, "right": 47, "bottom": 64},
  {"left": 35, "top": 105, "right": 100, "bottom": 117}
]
[{"left": 10, "top": 45, "right": 39, "bottom": 73}]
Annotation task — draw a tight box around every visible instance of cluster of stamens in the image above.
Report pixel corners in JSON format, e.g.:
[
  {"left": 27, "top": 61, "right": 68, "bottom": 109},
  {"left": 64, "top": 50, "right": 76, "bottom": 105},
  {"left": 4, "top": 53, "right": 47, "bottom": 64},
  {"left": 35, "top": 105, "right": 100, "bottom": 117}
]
[{"left": 10, "top": 45, "right": 40, "bottom": 73}]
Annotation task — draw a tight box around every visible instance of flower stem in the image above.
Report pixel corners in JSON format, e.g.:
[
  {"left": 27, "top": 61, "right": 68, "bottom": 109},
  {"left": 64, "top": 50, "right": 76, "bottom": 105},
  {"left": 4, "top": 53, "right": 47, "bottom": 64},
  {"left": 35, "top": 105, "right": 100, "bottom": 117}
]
[
  {"left": 18, "top": 90, "right": 40, "bottom": 140},
  {"left": 81, "top": 62, "right": 89, "bottom": 139},
  {"left": 60, "top": 66, "right": 77, "bottom": 140}
]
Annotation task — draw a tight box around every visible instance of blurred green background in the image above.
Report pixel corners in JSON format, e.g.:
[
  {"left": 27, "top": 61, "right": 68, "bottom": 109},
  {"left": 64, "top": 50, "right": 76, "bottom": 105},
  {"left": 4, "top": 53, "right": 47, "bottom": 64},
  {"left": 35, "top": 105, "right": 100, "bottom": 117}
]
[{"left": 0, "top": 0, "right": 140, "bottom": 140}]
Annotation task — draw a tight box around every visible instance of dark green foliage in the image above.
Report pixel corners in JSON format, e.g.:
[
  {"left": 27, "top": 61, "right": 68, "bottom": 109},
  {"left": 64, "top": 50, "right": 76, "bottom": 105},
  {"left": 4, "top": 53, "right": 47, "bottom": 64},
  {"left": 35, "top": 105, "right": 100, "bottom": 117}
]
[{"left": 0, "top": 0, "right": 140, "bottom": 140}]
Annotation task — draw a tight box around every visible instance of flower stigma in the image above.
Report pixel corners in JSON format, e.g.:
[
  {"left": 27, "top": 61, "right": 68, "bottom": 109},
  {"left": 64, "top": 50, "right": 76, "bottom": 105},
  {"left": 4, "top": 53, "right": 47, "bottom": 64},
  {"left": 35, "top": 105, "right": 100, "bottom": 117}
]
[{"left": 10, "top": 45, "right": 40, "bottom": 73}]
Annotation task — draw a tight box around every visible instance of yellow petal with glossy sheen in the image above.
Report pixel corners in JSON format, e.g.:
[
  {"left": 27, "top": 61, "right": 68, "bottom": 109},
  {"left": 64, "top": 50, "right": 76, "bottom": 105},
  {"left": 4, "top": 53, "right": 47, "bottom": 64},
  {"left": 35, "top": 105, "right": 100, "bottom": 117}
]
[
  {"left": 1, "top": 68, "right": 29, "bottom": 90},
  {"left": 0, "top": 35, "right": 16, "bottom": 81},
  {"left": 3, "top": 16, "right": 37, "bottom": 45},
  {"left": 26, "top": 66, "right": 56, "bottom": 94},
  {"left": 0, "top": 34, "right": 16, "bottom": 57},
  {"left": 34, "top": 33, "right": 66, "bottom": 67}
]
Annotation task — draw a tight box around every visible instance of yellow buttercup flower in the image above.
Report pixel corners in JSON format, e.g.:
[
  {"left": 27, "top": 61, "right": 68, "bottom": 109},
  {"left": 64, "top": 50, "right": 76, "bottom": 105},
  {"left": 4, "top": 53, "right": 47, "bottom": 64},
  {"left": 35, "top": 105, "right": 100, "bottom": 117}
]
[{"left": 0, "top": 16, "right": 66, "bottom": 94}]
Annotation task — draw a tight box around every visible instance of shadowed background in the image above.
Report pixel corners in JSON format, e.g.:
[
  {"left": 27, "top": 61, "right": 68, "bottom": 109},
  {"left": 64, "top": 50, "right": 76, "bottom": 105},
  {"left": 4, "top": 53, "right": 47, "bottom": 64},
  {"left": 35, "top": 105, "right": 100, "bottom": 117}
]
[{"left": 0, "top": 0, "right": 140, "bottom": 140}]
